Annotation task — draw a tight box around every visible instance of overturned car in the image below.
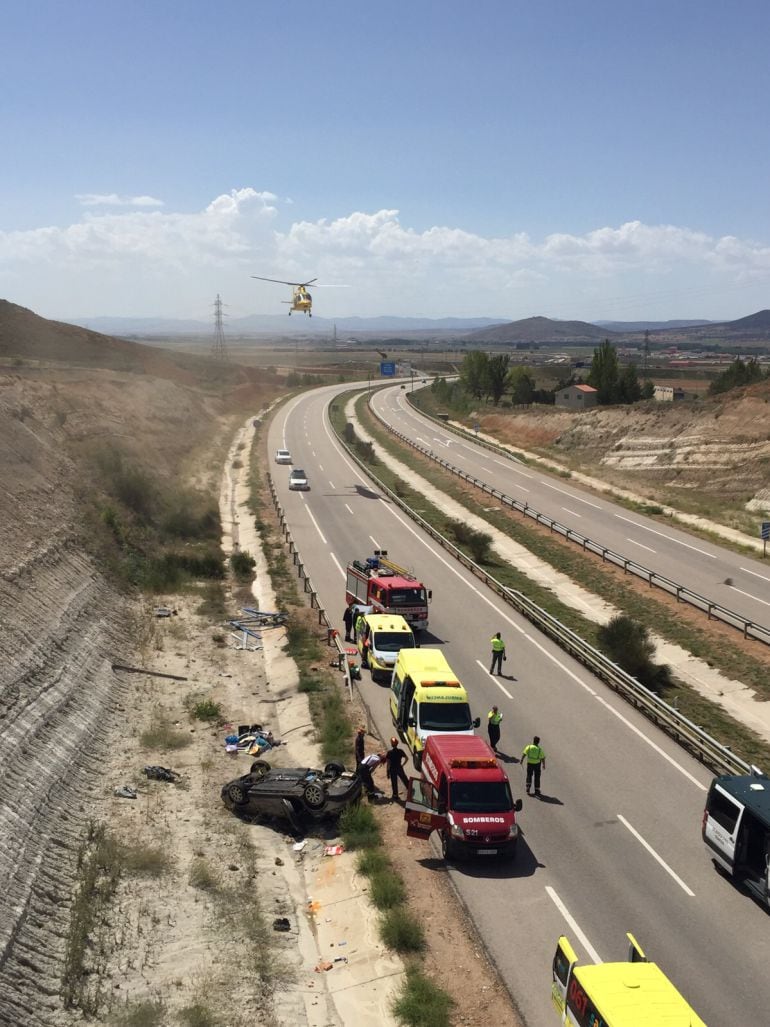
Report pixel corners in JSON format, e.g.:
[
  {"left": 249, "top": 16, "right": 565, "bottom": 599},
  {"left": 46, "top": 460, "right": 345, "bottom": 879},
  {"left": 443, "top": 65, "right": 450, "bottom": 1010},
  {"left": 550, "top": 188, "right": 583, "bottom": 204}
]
[{"left": 221, "top": 760, "right": 362, "bottom": 831}]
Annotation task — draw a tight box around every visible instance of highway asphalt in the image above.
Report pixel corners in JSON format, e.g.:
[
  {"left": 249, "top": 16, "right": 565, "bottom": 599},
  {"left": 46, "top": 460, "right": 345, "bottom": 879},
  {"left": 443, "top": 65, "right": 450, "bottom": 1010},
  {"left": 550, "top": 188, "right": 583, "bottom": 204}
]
[{"left": 268, "top": 383, "right": 769, "bottom": 1027}]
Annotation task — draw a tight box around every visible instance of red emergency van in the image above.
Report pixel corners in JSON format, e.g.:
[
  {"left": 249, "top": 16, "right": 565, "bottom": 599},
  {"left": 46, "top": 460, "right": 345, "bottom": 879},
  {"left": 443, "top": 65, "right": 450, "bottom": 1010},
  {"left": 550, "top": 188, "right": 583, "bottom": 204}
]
[{"left": 404, "top": 734, "right": 522, "bottom": 860}]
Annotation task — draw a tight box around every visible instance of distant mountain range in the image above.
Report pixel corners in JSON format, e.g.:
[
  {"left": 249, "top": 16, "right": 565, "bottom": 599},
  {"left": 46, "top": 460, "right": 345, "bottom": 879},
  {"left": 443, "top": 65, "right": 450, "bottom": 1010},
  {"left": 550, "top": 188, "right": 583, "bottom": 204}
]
[
  {"left": 46, "top": 308, "right": 770, "bottom": 346},
  {"left": 69, "top": 314, "right": 509, "bottom": 336}
]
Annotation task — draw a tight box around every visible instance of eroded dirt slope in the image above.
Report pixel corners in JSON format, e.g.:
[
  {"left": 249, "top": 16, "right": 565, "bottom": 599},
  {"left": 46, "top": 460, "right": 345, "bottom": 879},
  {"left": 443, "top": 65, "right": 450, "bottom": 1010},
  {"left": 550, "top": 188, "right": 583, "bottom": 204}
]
[
  {"left": 477, "top": 378, "right": 770, "bottom": 510},
  {"left": 0, "top": 301, "right": 270, "bottom": 1025}
]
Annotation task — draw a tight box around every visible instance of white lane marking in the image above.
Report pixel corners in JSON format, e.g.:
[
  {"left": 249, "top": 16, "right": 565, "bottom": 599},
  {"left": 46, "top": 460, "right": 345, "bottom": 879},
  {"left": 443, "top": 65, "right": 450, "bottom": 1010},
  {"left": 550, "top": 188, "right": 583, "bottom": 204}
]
[
  {"left": 303, "top": 501, "right": 327, "bottom": 544},
  {"left": 476, "top": 660, "right": 513, "bottom": 698},
  {"left": 433, "top": 437, "right": 450, "bottom": 447},
  {"left": 369, "top": 535, "right": 380, "bottom": 548},
  {"left": 614, "top": 514, "right": 716, "bottom": 558},
  {"left": 319, "top": 463, "right": 324, "bottom": 471},
  {"left": 541, "top": 482, "right": 602, "bottom": 509},
  {"left": 740, "top": 566, "right": 770, "bottom": 584},
  {"left": 321, "top": 405, "right": 706, "bottom": 790},
  {"left": 593, "top": 695, "right": 706, "bottom": 790},
  {"left": 546, "top": 887, "right": 603, "bottom": 964},
  {"left": 727, "top": 584, "right": 770, "bottom": 608},
  {"left": 345, "top": 503, "right": 354, "bottom": 515},
  {"left": 617, "top": 815, "right": 695, "bottom": 896},
  {"left": 416, "top": 436, "right": 429, "bottom": 446},
  {"left": 329, "top": 480, "right": 336, "bottom": 489},
  {"left": 626, "top": 538, "right": 656, "bottom": 554},
  {"left": 562, "top": 507, "right": 582, "bottom": 518},
  {"left": 330, "top": 553, "right": 346, "bottom": 580},
  {"left": 493, "top": 459, "right": 510, "bottom": 467}
]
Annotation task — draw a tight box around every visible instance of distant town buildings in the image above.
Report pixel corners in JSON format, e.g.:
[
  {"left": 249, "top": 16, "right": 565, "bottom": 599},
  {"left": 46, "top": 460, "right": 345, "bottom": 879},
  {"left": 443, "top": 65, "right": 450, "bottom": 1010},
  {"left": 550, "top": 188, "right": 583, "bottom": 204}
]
[{"left": 555, "top": 383, "right": 598, "bottom": 410}]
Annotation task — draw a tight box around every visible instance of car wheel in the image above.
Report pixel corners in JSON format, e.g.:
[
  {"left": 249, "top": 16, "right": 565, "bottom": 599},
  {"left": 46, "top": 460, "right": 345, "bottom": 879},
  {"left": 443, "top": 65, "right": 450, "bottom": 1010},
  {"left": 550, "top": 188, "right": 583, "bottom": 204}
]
[
  {"left": 302, "top": 780, "right": 327, "bottom": 810},
  {"left": 250, "top": 759, "right": 271, "bottom": 779},
  {"left": 226, "top": 782, "right": 249, "bottom": 806},
  {"left": 324, "top": 762, "right": 345, "bottom": 780}
]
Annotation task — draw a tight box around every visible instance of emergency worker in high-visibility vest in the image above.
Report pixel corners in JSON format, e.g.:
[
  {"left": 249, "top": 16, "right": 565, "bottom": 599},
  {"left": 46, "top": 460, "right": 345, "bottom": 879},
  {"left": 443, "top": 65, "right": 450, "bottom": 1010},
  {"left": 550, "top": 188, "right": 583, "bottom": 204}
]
[
  {"left": 489, "top": 632, "right": 506, "bottom": 676},
  {"left": 487, "top": 705, "right": 503, "bottom": 752},
  {"left": 521, "top": 735, "right": 546, "bottom": 796},
  {"left": 354, "top": 610, "right": 366, "bottom": 644}
]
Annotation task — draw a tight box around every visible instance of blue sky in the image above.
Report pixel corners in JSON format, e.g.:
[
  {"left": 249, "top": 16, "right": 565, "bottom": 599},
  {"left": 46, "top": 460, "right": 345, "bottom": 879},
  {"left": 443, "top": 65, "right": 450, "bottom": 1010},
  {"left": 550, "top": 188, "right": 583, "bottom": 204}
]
[{"left": 2, "top": 0, "right": 769, "bottom": 323}]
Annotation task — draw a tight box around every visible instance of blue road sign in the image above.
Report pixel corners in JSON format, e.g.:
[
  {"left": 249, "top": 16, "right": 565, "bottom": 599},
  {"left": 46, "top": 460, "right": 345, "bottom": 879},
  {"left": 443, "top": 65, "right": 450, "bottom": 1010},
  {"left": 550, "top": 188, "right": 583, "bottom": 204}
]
[
  {"left": 762, "top": 522, "right": 770, "bottom": 540},
  {"left": 380, "top": 361, "right": 396, "bottom": 376}
]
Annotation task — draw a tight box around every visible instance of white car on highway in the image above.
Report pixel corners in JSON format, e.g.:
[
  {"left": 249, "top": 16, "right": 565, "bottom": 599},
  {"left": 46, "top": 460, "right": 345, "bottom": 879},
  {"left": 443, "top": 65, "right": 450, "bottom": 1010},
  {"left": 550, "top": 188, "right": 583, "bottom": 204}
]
[
  {"left": 288, "top": 468, "right": 310, "bottom": 491},
  {"left": 275, "top": 449, "right": 292, "bottom": 464}
]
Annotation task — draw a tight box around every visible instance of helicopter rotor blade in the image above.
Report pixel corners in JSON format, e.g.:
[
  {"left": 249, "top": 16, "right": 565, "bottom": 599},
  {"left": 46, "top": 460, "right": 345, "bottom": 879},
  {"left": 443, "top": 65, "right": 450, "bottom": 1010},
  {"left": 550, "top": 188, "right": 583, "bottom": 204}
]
[{"left": 251, "top": 275, "right": 318, "bottom": 287}]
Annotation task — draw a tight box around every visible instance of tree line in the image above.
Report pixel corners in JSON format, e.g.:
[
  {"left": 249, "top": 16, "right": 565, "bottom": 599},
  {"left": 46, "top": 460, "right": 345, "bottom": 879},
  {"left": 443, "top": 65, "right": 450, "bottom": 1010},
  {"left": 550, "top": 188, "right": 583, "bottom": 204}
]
[{"left": 436, "top": 344, "right": 769, "bottom": 411}]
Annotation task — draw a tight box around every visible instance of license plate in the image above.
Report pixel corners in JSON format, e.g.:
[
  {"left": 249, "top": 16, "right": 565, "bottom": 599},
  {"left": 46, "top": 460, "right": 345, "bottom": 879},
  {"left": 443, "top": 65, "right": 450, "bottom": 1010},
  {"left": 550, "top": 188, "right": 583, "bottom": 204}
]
[{"left": 477, "top": 848, "right": 498, "bottom": 855}]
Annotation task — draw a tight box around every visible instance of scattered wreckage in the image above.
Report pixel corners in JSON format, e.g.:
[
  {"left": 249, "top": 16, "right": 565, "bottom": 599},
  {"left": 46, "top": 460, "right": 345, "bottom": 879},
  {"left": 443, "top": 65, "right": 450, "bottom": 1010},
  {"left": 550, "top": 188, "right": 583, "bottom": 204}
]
[{"left": 221, "top": 761, "right": 362, "bottom": 832}]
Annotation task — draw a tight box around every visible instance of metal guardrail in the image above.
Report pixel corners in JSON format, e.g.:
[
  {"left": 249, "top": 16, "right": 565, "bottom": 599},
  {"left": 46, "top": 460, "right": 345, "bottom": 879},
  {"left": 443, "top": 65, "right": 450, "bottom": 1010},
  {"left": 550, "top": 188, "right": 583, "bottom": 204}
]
[
  {"left": 333, "top": 408, "right": 751, "bottom": 777},
  {"left": 375, "top": 396, "right": 770, "bottom": 648},
  {"left": 267, "top": 472, "right": 353, "bottom": 699}
]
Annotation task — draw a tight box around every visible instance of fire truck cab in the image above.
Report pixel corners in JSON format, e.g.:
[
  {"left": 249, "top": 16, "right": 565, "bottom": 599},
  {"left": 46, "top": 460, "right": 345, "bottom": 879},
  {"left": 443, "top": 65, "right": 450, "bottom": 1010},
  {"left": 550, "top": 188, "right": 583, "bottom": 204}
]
[
  {"left": 404, "top": 734, "right": 522, "bottom": 861},
  {"left": 345, "top": 550, "right": 430, "bottom": 633}
]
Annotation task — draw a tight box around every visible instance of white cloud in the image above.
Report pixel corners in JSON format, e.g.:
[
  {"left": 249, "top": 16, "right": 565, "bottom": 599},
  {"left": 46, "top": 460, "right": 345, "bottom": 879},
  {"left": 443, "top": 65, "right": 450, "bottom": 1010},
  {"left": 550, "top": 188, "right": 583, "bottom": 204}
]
[
  {"left": 76, "top": 193, "right": 165, "bottom": 208},
  {"left": 1, "top": 192, "right": 770, "bottom": 319}
]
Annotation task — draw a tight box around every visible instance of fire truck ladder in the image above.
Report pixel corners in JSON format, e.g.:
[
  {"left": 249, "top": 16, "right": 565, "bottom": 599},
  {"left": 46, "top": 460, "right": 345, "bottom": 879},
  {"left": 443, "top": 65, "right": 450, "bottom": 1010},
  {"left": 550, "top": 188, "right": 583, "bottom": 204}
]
[{"left": 375, "top": 550, "right": 414, "bottom": 579}]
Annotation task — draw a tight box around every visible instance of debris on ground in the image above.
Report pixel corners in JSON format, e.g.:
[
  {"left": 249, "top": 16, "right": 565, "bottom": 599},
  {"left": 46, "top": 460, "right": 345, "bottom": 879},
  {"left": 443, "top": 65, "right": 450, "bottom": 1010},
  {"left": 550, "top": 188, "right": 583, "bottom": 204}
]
[
  {"left": 314, "top": 960, "right": 334, "bottom": 973},
  {"left": 324, "top": 844, "right": 344, "bottom": 856},
  {"left": 114, "top": 786, "right": 137, "bottom": 799},
  {"left": 142, "top": 765, "right": 180, "bottom": 782},
  {"left": 273, "top": 917, "right": 291, "bottom": 932}
]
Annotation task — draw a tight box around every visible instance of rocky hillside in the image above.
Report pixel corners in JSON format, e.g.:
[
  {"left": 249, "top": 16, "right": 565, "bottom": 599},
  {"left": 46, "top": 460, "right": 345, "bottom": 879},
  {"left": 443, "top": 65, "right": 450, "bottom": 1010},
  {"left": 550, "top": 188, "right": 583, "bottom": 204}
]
[
  {"left": 477, "top": 379, "right": 770, "bottom": 516},
  {"left": 0, "top": 302, "right": 275, "bottom": 1025}
]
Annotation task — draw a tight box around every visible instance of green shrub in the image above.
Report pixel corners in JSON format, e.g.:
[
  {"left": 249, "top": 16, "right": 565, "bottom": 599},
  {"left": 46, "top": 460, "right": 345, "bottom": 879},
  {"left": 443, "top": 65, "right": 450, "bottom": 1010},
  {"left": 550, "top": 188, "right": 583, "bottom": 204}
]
[
  {"left": 356, "top": 849, "right": 390, "bottom": 876},
  {"left": 230, "top": 549, "right": 256, "bottom": 579},
  {"left": 369, "top": 869, "right": 406, "bottom": 909},
  {"left": 597, "top": 614, "right": 671, "bottom": 693},
  {"left": 113, "top": 999, "right": 167, "bottom": 1027},
  {"left": 298, "top": 673, "right": 323, "bottom": 693},
  {"left": 392, "top": 965, "right": 455, "bottom": 1027},
  {"left": 122, "top": 844, "right": 171, "bottom": 877},
  {"left": 445, "top": 519, "right": 494, "bottom": 564},
  {"left": 340, "top": 803, "right": 381, "bottom": 850},
  {"left": 178, "top": 1001, "right": 223, "bottom": 1027},
  {"left": 190, "top": 699, "right": 224, "bottom": 723},
  {"left": 378, "top": 907, "right": 425, "bottom": 952},
  {"left": 140, "top": 717, "right": 192, "bottom": 751},
  {"left": 189, "top": 858, "right": 220, "bottom": 892}
]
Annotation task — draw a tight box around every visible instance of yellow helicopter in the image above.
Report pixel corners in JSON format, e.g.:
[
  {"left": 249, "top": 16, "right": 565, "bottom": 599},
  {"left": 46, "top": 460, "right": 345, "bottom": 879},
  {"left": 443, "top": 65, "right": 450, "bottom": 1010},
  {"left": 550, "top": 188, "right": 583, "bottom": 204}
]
[{"left": 251, "top": 275, "right": 318, "bottom": 317}]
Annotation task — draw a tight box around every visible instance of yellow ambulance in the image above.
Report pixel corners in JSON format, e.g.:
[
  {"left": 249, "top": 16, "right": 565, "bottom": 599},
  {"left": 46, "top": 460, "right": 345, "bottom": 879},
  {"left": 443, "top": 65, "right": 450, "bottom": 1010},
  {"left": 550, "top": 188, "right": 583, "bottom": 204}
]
[
  {"left": 358, "top": 613, "right": 415, "bottom": 683},
  {"left": 390, "top": 648, "right": 480, "bottom": 769}
]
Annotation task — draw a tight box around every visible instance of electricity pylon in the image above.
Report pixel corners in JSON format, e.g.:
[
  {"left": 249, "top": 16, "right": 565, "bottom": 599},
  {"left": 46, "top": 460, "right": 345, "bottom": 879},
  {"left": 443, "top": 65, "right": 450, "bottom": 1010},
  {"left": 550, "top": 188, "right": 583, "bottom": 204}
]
[{"left": 212, "top": 294, "right": 229, "bottom": 361}]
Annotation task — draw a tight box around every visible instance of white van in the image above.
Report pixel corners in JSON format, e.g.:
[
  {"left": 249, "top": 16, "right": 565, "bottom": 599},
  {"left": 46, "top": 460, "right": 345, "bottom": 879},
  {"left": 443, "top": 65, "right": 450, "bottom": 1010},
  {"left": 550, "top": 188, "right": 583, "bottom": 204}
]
[{"left": 702, "top": 771, "right": 770, "bottom": 906}]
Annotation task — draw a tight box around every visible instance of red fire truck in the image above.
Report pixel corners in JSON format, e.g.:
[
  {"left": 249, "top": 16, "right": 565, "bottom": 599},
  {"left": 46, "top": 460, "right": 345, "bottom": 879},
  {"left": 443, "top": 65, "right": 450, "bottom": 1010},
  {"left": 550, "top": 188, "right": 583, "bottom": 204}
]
[
  {"left": 404, "top": 734, "right": 523, "bottom": 861},
  {"left": 345, "top": 550, "right": 431, "bottom": 633}
]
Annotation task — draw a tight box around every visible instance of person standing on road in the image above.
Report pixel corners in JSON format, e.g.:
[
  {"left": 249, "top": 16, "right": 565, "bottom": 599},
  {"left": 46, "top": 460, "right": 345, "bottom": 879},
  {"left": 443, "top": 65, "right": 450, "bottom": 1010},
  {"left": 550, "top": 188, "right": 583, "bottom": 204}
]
[
  {"left": 385, "top": 737, "right": 410, "bottom": 802},
  {"left": 490, "top": 632, "right": 506, "bottom": 676},
  {"left": 354, "top": 608, "right": 366, "bottom": 645},
  {"left": 487, "top": 706, "right": 503, "bottom": 752},
  {"left": 521, "top": 736, "right": 546, "bottom": 795},
  {"left": 343, "top": 600, "right": 356, "bottom": 642},
  {"left": 354, "top": 725, "right": 366, "bottom": 766}
]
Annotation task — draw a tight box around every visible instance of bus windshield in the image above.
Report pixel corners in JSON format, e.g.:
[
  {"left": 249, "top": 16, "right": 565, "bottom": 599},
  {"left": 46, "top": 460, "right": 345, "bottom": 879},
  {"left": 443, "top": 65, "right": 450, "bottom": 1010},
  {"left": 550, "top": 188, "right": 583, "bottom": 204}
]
[{"left": 419, "top": 703, "right": 472, "bottom": 732}]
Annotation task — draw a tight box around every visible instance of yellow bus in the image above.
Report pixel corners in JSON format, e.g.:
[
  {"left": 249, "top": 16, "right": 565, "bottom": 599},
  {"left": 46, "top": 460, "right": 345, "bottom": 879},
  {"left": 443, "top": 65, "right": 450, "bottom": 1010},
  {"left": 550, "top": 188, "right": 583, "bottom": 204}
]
[{"left": 552, "top": 934, "right": 705, "bottom": 1027}]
